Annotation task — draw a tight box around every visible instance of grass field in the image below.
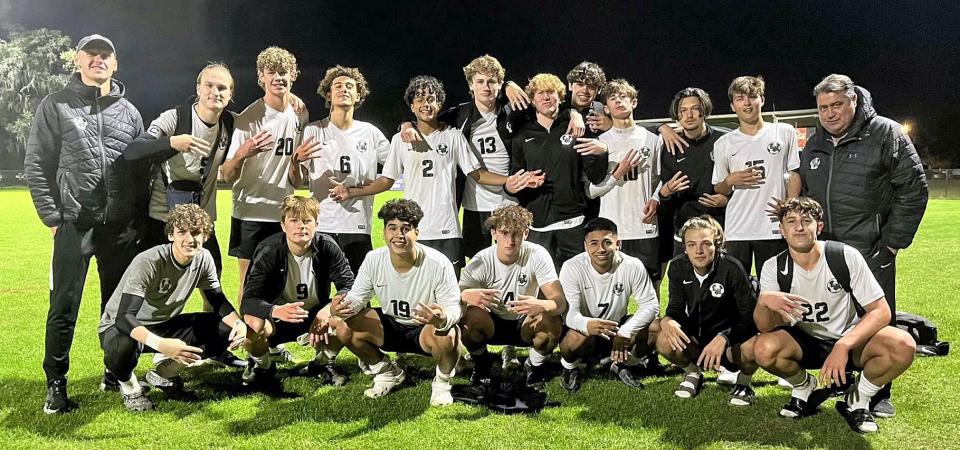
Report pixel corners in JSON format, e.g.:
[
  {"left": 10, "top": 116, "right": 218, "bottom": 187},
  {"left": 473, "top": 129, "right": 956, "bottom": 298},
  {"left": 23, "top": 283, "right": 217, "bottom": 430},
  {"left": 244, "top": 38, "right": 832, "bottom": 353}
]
[{"left": 0, "top": 188, "right": 957, "bottom": 449}]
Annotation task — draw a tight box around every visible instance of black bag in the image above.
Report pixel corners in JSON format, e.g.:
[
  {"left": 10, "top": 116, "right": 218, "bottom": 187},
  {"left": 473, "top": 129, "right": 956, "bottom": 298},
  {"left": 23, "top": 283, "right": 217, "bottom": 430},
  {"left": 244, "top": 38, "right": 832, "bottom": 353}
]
[
  {"left": 896, "top": 311, "right": 950, "bottom": 356},
  {"left": 452, "top": 379, "right": 552, "bottom": 414}
]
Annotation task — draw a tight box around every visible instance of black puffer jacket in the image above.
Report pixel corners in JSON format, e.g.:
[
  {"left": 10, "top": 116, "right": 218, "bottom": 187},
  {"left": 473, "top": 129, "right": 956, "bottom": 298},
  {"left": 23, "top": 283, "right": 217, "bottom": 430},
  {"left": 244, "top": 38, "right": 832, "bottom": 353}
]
[
  {"left": 800, "top": 86, "right": 928, "bottom": 255},
  {"left": 24, "top": 73, "right": 143, "bottom": 227}
]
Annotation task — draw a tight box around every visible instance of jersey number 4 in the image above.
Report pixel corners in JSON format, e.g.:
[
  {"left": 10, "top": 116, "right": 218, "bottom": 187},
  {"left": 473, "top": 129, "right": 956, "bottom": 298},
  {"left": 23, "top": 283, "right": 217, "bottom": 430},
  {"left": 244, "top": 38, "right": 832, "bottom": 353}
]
[
  {"left": 275, "top": 137, "right": 295, "bottom": 156},
  {"left": 390, "top": 299, "right": 411, "bottom": 318}
]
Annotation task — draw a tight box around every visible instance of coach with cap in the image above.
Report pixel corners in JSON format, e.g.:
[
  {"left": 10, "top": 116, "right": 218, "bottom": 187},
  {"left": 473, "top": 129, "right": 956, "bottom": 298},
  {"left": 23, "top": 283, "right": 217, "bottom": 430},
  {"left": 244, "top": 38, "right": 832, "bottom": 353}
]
[
  {"left": 799, "top": 73, "right": 928, "bottom": 417},
  {"left": 24, "top": 33, "right": 144, "bottom": 414}
]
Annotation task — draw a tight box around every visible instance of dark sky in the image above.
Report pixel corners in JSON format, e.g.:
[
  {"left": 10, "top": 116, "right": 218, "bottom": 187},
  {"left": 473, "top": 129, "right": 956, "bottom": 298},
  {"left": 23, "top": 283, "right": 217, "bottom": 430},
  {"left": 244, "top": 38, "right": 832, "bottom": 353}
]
[{"left": 6, "top": 0, "right": 959, "bottom": 158}]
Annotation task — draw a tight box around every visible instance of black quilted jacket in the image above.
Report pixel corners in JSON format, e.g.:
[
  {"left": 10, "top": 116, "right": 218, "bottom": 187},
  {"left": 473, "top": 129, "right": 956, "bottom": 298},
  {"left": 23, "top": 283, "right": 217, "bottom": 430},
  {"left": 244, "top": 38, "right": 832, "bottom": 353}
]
[{"left": 24, "top": 74, "right": 143, "bottom": 227}]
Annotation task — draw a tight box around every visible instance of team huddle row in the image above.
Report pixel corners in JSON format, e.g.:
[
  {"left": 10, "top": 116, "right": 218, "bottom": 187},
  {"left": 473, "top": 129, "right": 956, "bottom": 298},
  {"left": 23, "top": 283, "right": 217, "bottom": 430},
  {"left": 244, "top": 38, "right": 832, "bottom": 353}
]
[{"left": 26, "top": 35, "right": 929, "bottom": 437}]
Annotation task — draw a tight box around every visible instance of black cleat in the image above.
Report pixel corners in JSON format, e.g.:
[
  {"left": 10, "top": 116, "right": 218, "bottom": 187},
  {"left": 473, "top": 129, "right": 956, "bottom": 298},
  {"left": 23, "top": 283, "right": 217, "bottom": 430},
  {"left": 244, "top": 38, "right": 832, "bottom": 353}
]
[
  {"left": 837, "top": 400, "right": 879, "bottom": 433},
  {"left": 523, "top": 359, "right": 549, "bottom": 386},
  {"left": 43, "top": 377, "right": 77, "bottom": 414},
  {"left": 100, "top": 370, "right": 120, "bottom": 392},
  {"left": 610, "top": 363, "right": 645, "bottom": 389},
  {"left": 242, "top": 358, "right": 277, "bottom": 388},
  {"left": 561, "top": 368, "right": 582, "bottom": 393},
  {"left": 210, "top": 351, "right": 247, "bottom": 368}
]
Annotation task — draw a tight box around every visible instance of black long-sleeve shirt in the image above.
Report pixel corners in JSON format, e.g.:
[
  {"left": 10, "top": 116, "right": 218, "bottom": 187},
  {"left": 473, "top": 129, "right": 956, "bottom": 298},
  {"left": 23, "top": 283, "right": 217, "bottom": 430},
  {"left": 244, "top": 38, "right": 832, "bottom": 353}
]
[
  {"left": 665, "top": 252, "right": 757, "bottom": 345},
  {"left": 509, "top": 115, "right": 609, "bottom": 228},
  {"left": 659, "top": 125, "right": 729, "bottom": 235}
]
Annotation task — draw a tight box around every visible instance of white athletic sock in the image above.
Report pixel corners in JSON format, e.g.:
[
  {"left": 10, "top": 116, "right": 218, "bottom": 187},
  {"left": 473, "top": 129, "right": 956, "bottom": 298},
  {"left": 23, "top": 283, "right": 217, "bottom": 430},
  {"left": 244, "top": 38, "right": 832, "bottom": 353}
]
[
  {"left": 118, "top": 373, "right": 142, "bottom": 395},
  {"left": 787, "top": 371, "right": 816, "bottom": 402},
  {"left": 560, "top": 357, "right": 578, "bottom": 370},
  {"left": 154, "top": 358, "right": 186, "bottom": 379},
  {"left": 368, "top": 355, "right": 389, "bottom": 374},
  {"left": 436, "top": 365, "right": 454, "bottom": 380},
  {"left": 250, "top": 353, "right": 271, "bottom": 368},
  {"left": 850, "top": 374, "right": 882, "bottom": 411},
  {"left": 683, "top": 364, "right": 701, "bottom": 376},
  {"left": 527, "top": 348, "right": 547, "bottom": 367},
  {"left": 735, "top": 371, "right": 753, "bottom": 386}
]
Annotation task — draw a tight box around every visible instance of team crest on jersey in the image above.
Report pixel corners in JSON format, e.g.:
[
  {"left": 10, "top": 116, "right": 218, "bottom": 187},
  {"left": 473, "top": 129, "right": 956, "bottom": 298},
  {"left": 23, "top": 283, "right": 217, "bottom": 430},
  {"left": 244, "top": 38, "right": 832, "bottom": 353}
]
[
  {"left": 295, "top": 122, "right": 304, "bottom": 133},
  {"left": 767, "top": 140, "right": 783, "bottom": 155},
  {"left": 436, "top": 143, "right": 449, "bottom": 155},
  {"left": 613, "top": 282, "right": 624, "bottom": 295},
  {"left": 560, "top": 134, "right": 574, "bottom": 146},
  {"left": 639, "top": 146, "right": 652, "bottom": 159},
  {"left": 518, "top": 273, "right": 529, "bottom": 286},
  {"left": 356, "top": 139, "right": 369, "bottom": 153},
  {"left": 810, "top": 157, "right": 821, "bottom": 170},
  {"left": 158, "top": 278, "right": 172, "bottom": 295},
  {"left": 709, "top": 282, "right": 725, "bottom": 298},
  {"left": 827, "top": 278, "right": 843, "bottom": 294}
]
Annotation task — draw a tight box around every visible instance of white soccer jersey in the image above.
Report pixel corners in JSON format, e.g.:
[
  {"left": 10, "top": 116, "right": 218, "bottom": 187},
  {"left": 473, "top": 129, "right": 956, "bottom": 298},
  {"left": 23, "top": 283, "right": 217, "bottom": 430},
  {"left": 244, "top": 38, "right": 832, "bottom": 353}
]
[
  {"left": 227, "top": 99, "right": 308, "bottom": 222},
  {"left": 712, "top": 122, "right": 800, "bottom": 241},
  {"left": 280, "top": 250, "right": 321, "bottom": 309},
  {"left": 343, "top": 244, "right": 462, "bottom": 331},
  {"left": 302, "top": 118, "right": 390, "bottom": 234},
  {"left": 760, "top": 241, "right": 884, "bottom": 341},
  {"left": 463, "top": 110, "right": 516, "bottom": 211},
  {"left": 382, "top": 127, "right": 483, "bottom": 240},
  {"left": 590, "top": 126, "right": 662, "bottom": 240},
  {"left": 560, "top": 252, "right": 659, "bottom": 338},
  {"left": 459, "top": 241, "right": 558, "bottom": 320},
  {"left": 144, "top": 106, "right": 227, "bottom": 221}
]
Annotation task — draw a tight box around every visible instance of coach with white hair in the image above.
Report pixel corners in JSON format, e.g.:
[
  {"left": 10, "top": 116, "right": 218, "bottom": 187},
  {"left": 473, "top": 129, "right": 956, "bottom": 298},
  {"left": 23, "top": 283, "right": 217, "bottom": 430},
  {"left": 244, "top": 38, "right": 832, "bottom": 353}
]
[{"left": 798, "top": 73, "right": 928, "bottom": 417}]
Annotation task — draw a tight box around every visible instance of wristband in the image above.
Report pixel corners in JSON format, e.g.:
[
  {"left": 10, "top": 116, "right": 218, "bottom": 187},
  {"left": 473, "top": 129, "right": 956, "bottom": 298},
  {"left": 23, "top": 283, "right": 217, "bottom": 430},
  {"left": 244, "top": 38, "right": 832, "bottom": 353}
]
[{"left": 145, "top": 332, "right": 162, "bottom": 351}]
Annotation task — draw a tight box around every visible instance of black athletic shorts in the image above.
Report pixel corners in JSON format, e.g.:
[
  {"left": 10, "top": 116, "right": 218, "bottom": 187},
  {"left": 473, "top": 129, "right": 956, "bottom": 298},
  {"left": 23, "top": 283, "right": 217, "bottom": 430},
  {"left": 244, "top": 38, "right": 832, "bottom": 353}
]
[
  {"left": 228, "top": 217, "right": 282, "bottom": 259},
  {"left": 462, "top": 209, "right": 493, "bottom": 262},
  {"left": 620, "top": 238, "right": 662, "bottom": 281},
  {"left": 375, "top": 307, "right": 430, "bottom": 356},
  {"left": 322, "top": 232, "right": 372, "bottom": 276},
  {"left": 725, "top": 239, "right": 786, "bottom": 278},
  {"left": 564, "top": 315, "right": 633, "bottom": 358},
  {"left": 488, "top": 313, "right": 528, "bottom": 346},
  {"left": 780, "top": 326, "right": 862, "bottom": 371},
  {"left": 419, "top": 238, "right": 464, "bottom": 272},
  {"left": 266, "top": 305, "right": 322, "bottom": 347},
  {"left": 687, "top": 334, "right": 738, "bottom": 370}
]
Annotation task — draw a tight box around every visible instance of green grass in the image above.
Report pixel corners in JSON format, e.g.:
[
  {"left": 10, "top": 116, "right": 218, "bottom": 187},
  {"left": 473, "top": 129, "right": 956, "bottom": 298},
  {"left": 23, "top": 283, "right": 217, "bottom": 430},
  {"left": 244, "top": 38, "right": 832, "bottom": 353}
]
[{"left": 0, "top": 189, "right": 957, "bottom": 449}]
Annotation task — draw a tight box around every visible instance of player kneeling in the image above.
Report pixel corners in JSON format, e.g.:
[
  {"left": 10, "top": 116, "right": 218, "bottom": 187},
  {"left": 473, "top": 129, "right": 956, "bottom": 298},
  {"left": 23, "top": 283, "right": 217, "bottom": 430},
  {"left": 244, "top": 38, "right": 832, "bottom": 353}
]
[
  {"left": 240, "top": 195, "right": 354, "bottom": 388},
  {"left": 753, "top": 197, "right": 915, "bottom": 433},
  {"left": 657, "top": 216, "right": 760, "bottom": 405},
  {"left": 98, "top": 205, "right": 247, "bottom": 412},
  {"left": 558, "top": 218, "right": 660, "bottom": 392},
  {"left": 459, "top": 205, "right": 566, "bottom": 386},
  {"left": 332, "top": 199, "right": 462, "bottom": 406}
]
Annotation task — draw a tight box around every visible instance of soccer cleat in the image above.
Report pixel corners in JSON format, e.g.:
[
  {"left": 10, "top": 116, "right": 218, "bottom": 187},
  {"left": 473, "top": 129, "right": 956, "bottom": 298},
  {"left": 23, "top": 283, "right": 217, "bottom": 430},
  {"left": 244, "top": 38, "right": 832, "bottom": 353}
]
[
  {"left": 320, "top": 364, "right": 349, "bottom": 387},
  {"left": 561, "top": 368, "right": 582, "bottom": 393},
  {"left": 144, "top": 370, "right": 195, "bottom": 401},
  {"left": 717, "top": 367, "right": 739, "bottom": 386},
  {"left": 100, "top": 370, "right": 120, "bottom": 392},
  {"left": 610, "top": 362, "right": 645, "bottom": 389},
  {"left": 523, "top": 358, "right": 548, "bottom": 386},
  {"left": 209, "top": 350, "right": 247, "bottom": 368},
  {"left": 364, "top": 362, "right": 405, "bottom": 399},
  {"left": 469, "top": 352, "right": 495, "bottom": 386},
  {"left": 501, "top": 346, "right": 521, "bottom": 371},
  {"left": 269, "top": 345, "right": 295, "bottom": 363},
  {"left": 43, "top": 377, "right": 77, "bottom": 414},
  {"left": 871, "top": 398, "right": 896, "bottom": 418},
  {"left": 674, "top": 372, "right": 703, "bottom": 398},
  {"left": 242, "top": 358, "right": 277, "bottom": 387},
  {"left": 837, "top": 400, "right": 879, "bottom": 433},
  {"left": 728, "top": 384, "right": 755, "bottom": 406},
  {"left": 122, "top": 389, "right": 155, "bottom": 412},
  {"left": 430, "top": 372, "right": 454, "bottom": 406}
]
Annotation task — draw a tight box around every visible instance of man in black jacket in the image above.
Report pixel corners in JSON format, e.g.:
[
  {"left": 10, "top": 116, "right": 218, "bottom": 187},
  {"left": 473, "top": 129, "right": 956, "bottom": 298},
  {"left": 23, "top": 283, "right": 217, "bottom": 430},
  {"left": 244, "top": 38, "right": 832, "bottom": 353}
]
[
  {"left": 657, "top": 215, "right": 759, "bottom": 405},
  {"left": 510, "top": 73, "right": 609, "bottom": 271},
  {"left": 240, "top": 195, "right": 354, "bottom": 387},
  {"left": 800, "top": 74, "right": 928, "bottom": 417},
  {"left": 24, "top": 34, "right": 144, "bottom": 414}
]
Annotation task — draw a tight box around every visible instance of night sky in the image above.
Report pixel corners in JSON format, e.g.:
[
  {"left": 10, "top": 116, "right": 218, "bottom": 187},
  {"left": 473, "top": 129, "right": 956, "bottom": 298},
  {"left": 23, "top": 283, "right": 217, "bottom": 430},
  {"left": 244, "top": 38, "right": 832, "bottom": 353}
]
[{"left": 6, "top": 0, "right": 959, "bottom": 161}]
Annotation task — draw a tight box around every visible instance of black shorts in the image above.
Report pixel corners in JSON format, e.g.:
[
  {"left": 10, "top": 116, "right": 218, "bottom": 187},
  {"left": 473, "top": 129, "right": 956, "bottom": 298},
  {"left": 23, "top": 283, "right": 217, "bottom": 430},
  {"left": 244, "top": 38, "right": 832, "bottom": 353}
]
[
  {"left": 322, "top": 232, "right": 372, "bottom": 276},
  {"left": 462, "top": 209, "right": 493, "bottom": 262},
  {"left": 780, "top": 326, "right": 861, "bottom": 371},
  {"left": 228, "top": 217, "right": 282, "bottom": 259},
  {"left": 687, "top": 334, "right": 738, "bottom": 370},
  {"left": 141, "top": 217, "right": 223, "bottom": 275},
  {"left": 564, "top": 315, "right": 633, "bottom": 358},
  {"left": 266, "top": 305, "right": 322, "bottom": 347},
  {"left": 620, "top": 238, "right": 662, "bottom": 281},
  {"left": 725, "top": 239, "right": 786, "bottom": 278},
  {"left": 488, "top": 313, "right": 528, "bottom": 346},
  {"left": 419, "top": 238, "right": 464, "bottom": 272},
  {"left": 375, "top": 307, "right": 430, "bottom": 356}
]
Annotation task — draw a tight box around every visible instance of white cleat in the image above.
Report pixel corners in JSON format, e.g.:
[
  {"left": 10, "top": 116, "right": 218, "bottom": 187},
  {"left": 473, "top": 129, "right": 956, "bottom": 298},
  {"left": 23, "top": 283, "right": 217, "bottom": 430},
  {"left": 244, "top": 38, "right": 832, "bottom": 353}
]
[
  {"left": 364, "top": 363, "right": 405, "bottom": 399},
  {"left": 430, "top": 372, "right": 454, "bottom": 406}
]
